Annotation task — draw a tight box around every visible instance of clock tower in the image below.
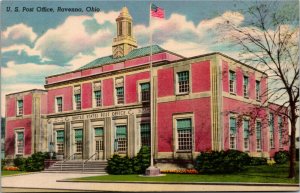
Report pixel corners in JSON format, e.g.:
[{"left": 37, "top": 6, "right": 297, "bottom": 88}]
[{"left": 112, "top": 7, "right": 138, "bottom": 58}]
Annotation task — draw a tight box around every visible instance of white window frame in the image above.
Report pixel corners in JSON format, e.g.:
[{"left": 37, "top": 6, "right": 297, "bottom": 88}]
[
  {"left": 173, "top": 113, "right": 194, "bottom": 152},
  {"left": 55, "top": 96, "right": 63, "bottom": 113},
  {"left": 17, "top": 99, "right": 24, "bottom": 116},
  {"left": 269, "top": 113, "right": 275, "bottom": 149},
  {"left": 256, "top": 120, "right": 262, "bottom": 151},
  {"left": 115, "top": 125, "right": 127, "bottom": 154},
  {"left": 278, "top": 116, "right": 283, "bottom": 148},
  {"left": 115, "top": 77, "right": 125, "bottom": 105},
  {"left": 176, "top": 71, "right": 190, "bottom": 95},
  {"left": 243, "top": 118, "right": 250, "bottom": 151},
  {"left": 139, "top": 82, "right": 150, "bottom": 102},
  {"left": 73, "top": 85, "right": 82, "bottom": 110},
  {"left": 15, "top": 129, "right": 25, "bottom": 156},
  {"left": 55, "top": 129, "right": 64, "bottom": 154},
  {"left": 93, "top": 81, "right": 102, "bottom": 108},
  {"left": 243, "top": 76, "right": 249, "bottom": 98},
  {"left": 229, "top": 70, "right": 236, "bottom": 94},
  {"left": 140, "top": 122, "right": 151, "bottom": 147},
  {"left": 256, "top": 80, "right": 261, "bottom": 101},
  {"left": 229, "top": 114, "right": 237, "bottom": 150}
]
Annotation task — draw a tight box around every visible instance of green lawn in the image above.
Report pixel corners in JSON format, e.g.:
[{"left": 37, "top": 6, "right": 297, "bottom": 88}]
[
  {"left": 74, "top": 164, "right": 299, "bottom": 184},
  {"left": 2, "top": 170, "right": 26, "bottom": 176}
]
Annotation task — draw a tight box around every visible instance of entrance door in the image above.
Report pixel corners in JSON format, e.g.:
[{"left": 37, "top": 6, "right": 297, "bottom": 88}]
[{"left": 94, "top": 128, "right": 104, "bottom": 160}]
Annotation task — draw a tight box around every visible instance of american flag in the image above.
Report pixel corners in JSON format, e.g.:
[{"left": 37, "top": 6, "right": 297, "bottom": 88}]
[{"left": 151, "top": 4, "right": 164, "bottom": 18}]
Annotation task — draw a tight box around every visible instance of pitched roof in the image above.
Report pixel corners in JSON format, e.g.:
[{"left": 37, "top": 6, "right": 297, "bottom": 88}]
[{"left": 78, "top": 45, "right": 166, "bottom": 70}]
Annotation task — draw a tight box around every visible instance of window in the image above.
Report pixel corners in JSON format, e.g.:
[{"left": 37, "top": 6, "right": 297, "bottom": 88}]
[
  {"left": 278, "top": 116, "right": 283, "bottom": 148},
  {"left": 128, "top": 22, "right": 132, "bottom": 36},
  {"left": 229, "top": 71, "right": 236, "bottom": 94},
  {"left": 243, "top": 119, "right": 250, "bottom": 151},
  {"left": 93, "top": 81, "right": 102, "bottom": 107},
  {"left": 94, "top": 91, "right": 102, "bottom": 107},
  {"left": 230, "top": 116, "right": 237, "bottom": 149},
  {"left": 177, "top": 71, "right": 189, "bottom": 94},
  {"left": 256, "top": 80, "right": 261, "bottom": 101},
  {"left": 140, "top": 123, "right": 150, "bottom": 147},
  {"left": 74, "top": 129, "right": 83, "bottom": 153},
  {"left": 116, "top": 87, "right": 124, "bottom": 104},
  {"left": 269, "top": 113, "right": 275, "bottom": 148},
  {"left": 243, "top": 76, "right": 249, "bottom": 98},
  {"left": 74, "top": 94, "right": 81, "bottom": 110},
  {"left": 17, "top": 100, "right": 23, "bottom": 115},
  {"left": 95, "top": 128, "right": 104, "bottom": 153},
  {"left": 16, "top": 131, "right": 24, "bottom": 154},
  {"left": 116, "top": 126, "right": 127, "bottom": 153},
  {"left": 56, "top": 130, "right": 64, "bottom": 154},
  {"left": 73, "top": 85, "right": 81, "bottom": 110},
  {"left": 177, "top": 119, "right": 192, "bottom": 151},
  {"left": 118, "top": 22, "right": 123, "bottom": 36},
  {"left": 56, "top": 97, "right": 63, "bottom": 112},
  {"left": 256, "top": 121, "right": 262, "bottom": 151},
  {"left": 140, "top": 83, "right": 150, "bottom": 102}
]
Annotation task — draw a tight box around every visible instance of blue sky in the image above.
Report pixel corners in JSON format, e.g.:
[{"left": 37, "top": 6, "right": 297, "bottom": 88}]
[{"left": 0, "top": 0, "right": 298, "bottom": 115}]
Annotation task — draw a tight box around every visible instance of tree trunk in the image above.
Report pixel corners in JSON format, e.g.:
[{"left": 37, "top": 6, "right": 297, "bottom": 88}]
[{"left": 288, "top": 106, "right": 297, "bottom": 179}]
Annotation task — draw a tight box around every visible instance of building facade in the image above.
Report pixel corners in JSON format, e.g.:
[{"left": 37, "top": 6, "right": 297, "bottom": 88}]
[{"left": 5, "top": 7, "right": 289, "bottom": 163}]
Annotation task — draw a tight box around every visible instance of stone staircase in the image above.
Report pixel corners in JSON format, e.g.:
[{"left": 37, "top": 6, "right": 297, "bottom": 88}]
[{"left": 44, "top": 160, "right": 107, "bottom": 174}]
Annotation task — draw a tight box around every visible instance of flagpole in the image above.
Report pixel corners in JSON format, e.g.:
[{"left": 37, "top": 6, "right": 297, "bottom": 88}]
[
  {"left": 149, "top": 2, "right": 154, "bottom": 168},
  {"left": 145, "top": 2, "right": 160, "bottom": 176}
]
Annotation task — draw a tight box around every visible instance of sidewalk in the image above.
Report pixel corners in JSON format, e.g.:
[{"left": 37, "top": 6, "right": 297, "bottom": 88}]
[{"left": 2, "top": 172, "right": 299, "bottom": 192}]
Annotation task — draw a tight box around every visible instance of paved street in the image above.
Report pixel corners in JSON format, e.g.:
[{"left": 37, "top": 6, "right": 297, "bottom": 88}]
[{"left": 2, "top": 172, "right": 299, "bottom": 192}]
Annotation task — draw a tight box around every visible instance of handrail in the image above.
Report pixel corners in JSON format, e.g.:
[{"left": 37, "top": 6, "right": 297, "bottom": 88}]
[
  {"left": 60, "top": 153, "right": 77, "bottom": 171},
  {"left": 82, "top": 152, "right": 99, "bottom": 172}
]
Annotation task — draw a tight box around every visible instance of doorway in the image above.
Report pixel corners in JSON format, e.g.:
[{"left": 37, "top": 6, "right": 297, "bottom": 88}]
[{"left": 94, "top": 127, "right": 104, "bottom": 160}]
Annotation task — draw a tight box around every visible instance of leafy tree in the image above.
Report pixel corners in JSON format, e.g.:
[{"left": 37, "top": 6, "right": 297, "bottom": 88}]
[{"left": 218, "top": 1, "right": 299, "bottom": 178}]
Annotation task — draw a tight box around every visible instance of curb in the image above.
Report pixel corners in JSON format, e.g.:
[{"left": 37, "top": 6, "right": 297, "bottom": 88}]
[
  {"left": 57, "top": 179, "right": 299, "bottom": 187},
  {"left": 1, "top": 171, "right": 40, "bottom": 177}
]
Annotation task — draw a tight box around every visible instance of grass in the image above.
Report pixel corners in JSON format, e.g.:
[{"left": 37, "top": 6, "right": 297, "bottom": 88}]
[
  {"left": 2, "top": 170, "right": 27, "bottom": 176},
  {"left": 74, "top": 164, "right": 299, "bottom": 184}
]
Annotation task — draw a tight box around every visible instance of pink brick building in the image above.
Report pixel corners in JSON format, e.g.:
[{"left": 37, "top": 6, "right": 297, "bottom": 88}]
[{"left": 5, "top": 7, "right": 289, "bottom": 166}]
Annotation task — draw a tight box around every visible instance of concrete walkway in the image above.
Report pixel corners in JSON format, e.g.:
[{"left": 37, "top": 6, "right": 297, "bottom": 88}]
[{"left": 2, "top": 172, "right": 299, "bottom": 192}]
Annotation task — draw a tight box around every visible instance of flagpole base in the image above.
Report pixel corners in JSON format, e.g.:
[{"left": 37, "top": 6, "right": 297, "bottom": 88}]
[{"left": 145, "top": 166, "right": 160, "bottom": 176}]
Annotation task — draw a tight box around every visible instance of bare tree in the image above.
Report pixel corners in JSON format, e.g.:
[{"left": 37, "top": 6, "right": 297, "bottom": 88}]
[{"left": 218, "top": 2, "right": 299, "bottom": 178}]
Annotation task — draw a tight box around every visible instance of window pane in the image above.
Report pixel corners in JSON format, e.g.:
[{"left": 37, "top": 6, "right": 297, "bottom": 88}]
[
  {"left": 178, "top": 71, "right": 189, "bottom": 93},
  {"left": 95, "top": 127, "right": 103, "bottom": 136},
  {"left": 116, "top": 125, "right": 127, "bottom": 153},
  {"left": 230, "top": 117, "right": 236, "bottom": 134},
  {"left": 140, "top": 123, "right": 150, "bottom": 146},
  {"left": 177, "top": 119, "right": 192, "bottom": 130},
  {"left": 56, "top": 130, "right": 64, "bottom": 142},
  {"left": 177, "top": 119, "right": 192, "bottom": 150},
  {"left": 243, "top": 120, "right": 249, "bottom": 138},
  {"left": 75, "top": 129, "right": 83, "bottom": 142}
]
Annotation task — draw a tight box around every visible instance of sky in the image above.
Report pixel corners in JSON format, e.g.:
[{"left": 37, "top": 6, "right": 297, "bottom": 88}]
[{"left": 0, "top": 0, "right": 298, "bottom": 116}]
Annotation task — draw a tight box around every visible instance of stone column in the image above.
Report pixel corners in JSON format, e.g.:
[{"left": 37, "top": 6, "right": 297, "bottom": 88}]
[
  {"left": 83, "top": 120, "right": 90, "bottom": 159},
  {"left": 65, "top": 122, "right": 71, "bottom": 158},
  {"left": 105, "top": 117, "right": 112, "bottom": 159},
  {"left": 128, "top": 114, "right": 135, "bottom": 157}
]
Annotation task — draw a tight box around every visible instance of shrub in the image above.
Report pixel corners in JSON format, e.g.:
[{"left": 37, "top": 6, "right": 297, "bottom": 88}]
[
  {"left": 106, "top": 146, "right": 151, "bottom": 175},
  {"left": 24, "top": 152, "right": 49, "bottom": 172},
  {"left": 195, "top": 150, "right": 250, "bottom": 174},
  {"left": 13, "top": 157, "right": 27, "bottom": 171},
  {"left": 274, "top": 150, "right": 289, "bottom": 164},
  {"left": 249, "top": 157, "right": 268, "bottom": 166},
  {"left": 134, "top": 146, "right": 150, "bottom": 174},
  {"left": 1, "top": 159, "right": 6, "bottom": 169},
  {"left": 106, "top": 155, "right": 133, "bottom": 174}
]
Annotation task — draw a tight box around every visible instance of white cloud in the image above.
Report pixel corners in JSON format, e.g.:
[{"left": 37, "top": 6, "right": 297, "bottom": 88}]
[
  {"left": 2, "top": 44, "right": 41, "bottom": 57},
  {"left": 2, "top": 23, "right": 37, "bottom": 45},
  {"left": 94, "top": 11, "right": 119, "bottom": 24},
  {"left": 2, "top": 61, "right": 66, "bottom": 79}
]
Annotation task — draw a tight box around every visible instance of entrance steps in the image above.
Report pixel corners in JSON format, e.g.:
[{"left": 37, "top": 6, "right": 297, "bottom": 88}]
[{"left": 44, "top": 160, "right": 107, "bottom": 174}]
